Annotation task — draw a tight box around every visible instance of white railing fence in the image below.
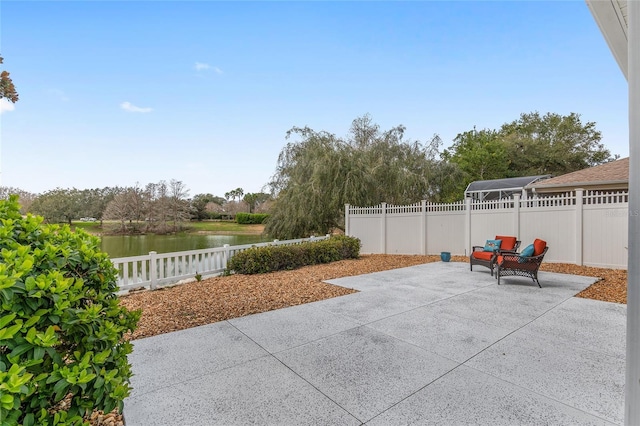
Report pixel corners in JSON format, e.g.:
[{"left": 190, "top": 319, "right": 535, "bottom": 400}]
[
  {"left": 345, "top": 189, "right": 630, "bottom": 269},
  {"left": 112, "top": 235, "right": 330, "bottom": 292}
]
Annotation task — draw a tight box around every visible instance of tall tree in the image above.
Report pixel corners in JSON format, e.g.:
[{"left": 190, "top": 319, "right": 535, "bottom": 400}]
[
  {"left": 102, "top": 191, "right": 133, "bottom": 233},
  {"left": 0, "top": 186, "right": 36, "bottom": 213},
  {"left": 76, "top": 187, "right": 120, "bottom": 223},
  {"left": 191, "top": 193, "right": 224, "bottom": 220},
  {"left": 243, "top": 192, "right": 271, "bottom": 213},
  {"left": 29, "top": 188, "right": 82, "bottom": 224},
  {"left": 102, "top": 186, "right": 147, "bottom": 233},
  {"left": 265, "top": 115, "right": 447, "bottom": 239},
  {"left": 499, "top": 112, "right": 614, "bottom": 176},
  {"left": 441, "top": 128, "right": 509, "bottom": 198},
  {"left": 441, "top": 112, "right": 616, "bottom": 198},
  {"left": 225, "top": 188, "right": 244, "bottom": 202},
  {"left": 0, "top": 55, "right": 19, "bottom": 103},
  {"left": 442, "top": 128, "right": 508, "bottom": 181},
  {"left": 168, "top": 179, "right": 190, "bottom": 230},
  {"left": 193, "top": 194, "right": 225, "bottom": 220},
  {"left": 102, "top": 180, "right": 191, "bottom": 234}
]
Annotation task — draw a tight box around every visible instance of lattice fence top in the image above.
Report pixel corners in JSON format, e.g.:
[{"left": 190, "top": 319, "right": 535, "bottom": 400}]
[{"left": 347, "top": 190, "right": 629, "bottom": 215}]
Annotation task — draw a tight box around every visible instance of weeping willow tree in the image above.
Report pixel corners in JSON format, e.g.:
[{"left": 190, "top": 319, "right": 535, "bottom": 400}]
[{"left": 265, "top": 115, "right": 462, "bottom": 239}]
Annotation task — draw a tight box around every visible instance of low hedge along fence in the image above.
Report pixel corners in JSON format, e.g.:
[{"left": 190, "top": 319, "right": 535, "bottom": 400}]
[{"left": 226, "top": 235, "right": 361, "bottom": 274}]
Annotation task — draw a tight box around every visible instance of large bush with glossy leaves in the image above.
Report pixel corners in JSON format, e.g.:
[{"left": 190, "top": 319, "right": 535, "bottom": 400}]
[{"left": 0, "top": 196, "right": 139, "bottom": 426}]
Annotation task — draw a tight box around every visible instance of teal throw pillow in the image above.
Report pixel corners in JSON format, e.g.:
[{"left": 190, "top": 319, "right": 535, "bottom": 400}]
[
  {"left": 484, "top": 239, "right": 502, "bottom": 252},
  {"left": 518, "top": 244, "right": 535, "bottom": 263}
]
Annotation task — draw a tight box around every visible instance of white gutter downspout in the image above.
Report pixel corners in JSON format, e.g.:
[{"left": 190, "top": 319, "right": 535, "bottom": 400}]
[{"left": 627, "top": 1, "right": 640, "bottom": 425}]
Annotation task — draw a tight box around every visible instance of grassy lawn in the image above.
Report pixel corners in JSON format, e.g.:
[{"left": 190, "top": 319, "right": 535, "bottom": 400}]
[
  {"left": 71, "top": 221, "right": 103, "bottom": 233},
  {"left": 186, "top": 221, "right": 264, "bottom": 234}
]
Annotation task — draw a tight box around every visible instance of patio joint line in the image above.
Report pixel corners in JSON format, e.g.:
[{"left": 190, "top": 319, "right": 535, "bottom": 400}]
[
  {"left": 365, "top": 290, "right": 605, "bottom": 425},
  {"left": 329, "top": 283, "right": 494, "bottom": 328},
  {"left": 459, "top": 292, "right": 577, "bottom": 366},
  {"left": 459, "top": 363, "right": 621, "bottom": 425},
  {"left": 225, "top": 320, "right": 363, "bottom": 424},
  {"left": 452, "top": 294, "right": 623, "bottom": 423},
  {"left": 127, "top": 349, "right": 274, "bottom": 400}
]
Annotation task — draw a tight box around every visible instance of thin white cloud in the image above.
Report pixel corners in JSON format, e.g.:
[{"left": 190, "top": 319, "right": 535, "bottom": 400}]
[
  {"left": 0, "top": 99, "right": 15, "bottom": 114},
  {"left": 48, "top": 88, "right": 70, "bottom": 102},
  {"left": 120, "top": 101, "right": 153, "bottom": 113},
  {"left": 195, "top": 62, "right": 223, "bottom": 74}
]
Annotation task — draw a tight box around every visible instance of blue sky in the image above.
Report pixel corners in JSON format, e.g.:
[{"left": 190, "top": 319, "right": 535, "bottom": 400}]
[{"left": 0, "top": 1, "right": 629, "bottom": 198}]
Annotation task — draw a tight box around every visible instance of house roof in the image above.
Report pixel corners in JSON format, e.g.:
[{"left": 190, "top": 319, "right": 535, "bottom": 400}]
[
  {"left": 465, "top": 175, "right": 551, "bottom": 194},
  {"left": 527, "top": 157, "right": 629, "bottom": 189}
]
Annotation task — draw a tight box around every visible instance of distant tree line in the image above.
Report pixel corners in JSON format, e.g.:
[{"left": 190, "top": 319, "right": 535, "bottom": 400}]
[{"left": 1, "top": 181, "right": 272, "bottom": 234}]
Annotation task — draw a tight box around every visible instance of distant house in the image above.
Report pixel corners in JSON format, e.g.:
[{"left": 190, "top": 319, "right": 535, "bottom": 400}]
[{"left": 526, "top": 157, "right": 629, "bottom": 195}]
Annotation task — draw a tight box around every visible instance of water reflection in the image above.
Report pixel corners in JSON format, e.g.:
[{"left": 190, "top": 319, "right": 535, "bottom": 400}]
[{"left": 101, "top": 233, "right": 269, "bottom": 258}]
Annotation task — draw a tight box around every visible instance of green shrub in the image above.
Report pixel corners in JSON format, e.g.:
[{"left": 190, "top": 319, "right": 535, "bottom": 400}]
[
  {"left": 226, "top": 235, "right": 360, "bottom": 275},
  {"left": 235, "top": 213, "right": 269, "bottom": 225},
  {"left": 0, "top": 196, "right": 140, "bottom": 426}
]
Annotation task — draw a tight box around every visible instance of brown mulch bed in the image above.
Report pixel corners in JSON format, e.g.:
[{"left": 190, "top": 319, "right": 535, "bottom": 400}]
[
  {"left": 119, "top": 254, "right": 627, "bottom": 341},
  {"left": 540, "top": 263, "right": 627, "bottom": 304}
]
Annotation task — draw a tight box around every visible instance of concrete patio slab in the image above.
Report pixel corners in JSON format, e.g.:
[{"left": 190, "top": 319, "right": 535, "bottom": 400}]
[
  {"left": 311, "top": 286, "right": 454, "bottom": 324},
  {"left": 367, "top": 305, "right": 513, "bottom": 363},
  {"left": 520, "top": 297, "right": 626, "bottom": 358},
  {"left": 466, "top": 330, "right": 625, "bottom": 424},
  {"left": 427, "top": 283, "right": 580, "bottom": 330},
  {"left": 127, "top": 321, "right": 268, "bottom": 398},
  {"left": 275, "top": 326, "right": 458, "bottom": 423},
  {"left": 125, "top": 356, "right": 361, "bottom": 426},
  {"left": 325, "top": 262, "right": 493, "bottom": 293},
  {"left": 366, "top": 365, "right": 616, "bottom": 426},
  {"left": 228, "top": 303, "right": 360, "bottom": 353},
  {"left": 124, "top": 261, "right": 625, "bottom": 425}
]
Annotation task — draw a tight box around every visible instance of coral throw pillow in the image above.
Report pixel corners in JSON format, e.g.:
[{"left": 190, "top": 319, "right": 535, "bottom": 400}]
[
  {"left": 533, "top": 239, "right": 547, "bottom": 256},
  {"left": 496, "top": 236, "right": 517, "bottom": 251}
]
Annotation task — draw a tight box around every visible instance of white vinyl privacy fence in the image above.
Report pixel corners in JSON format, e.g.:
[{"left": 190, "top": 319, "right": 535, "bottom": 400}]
[
  {"left": 345, "top": 189, "right": 630, "bottom": 269},
  {"left": 111, "top": 235, "right": 330, "bottom": 292}
]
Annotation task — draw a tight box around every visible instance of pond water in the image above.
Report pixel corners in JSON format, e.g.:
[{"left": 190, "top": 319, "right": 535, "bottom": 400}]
[{"left": 100, "top": 233, "right": 269, "bottom": 258}]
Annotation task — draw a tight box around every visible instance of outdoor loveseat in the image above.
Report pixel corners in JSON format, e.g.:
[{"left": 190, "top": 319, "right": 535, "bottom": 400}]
[
  {"left": 496, "top": 238, "right": 549, "bottom": 288},
  {"left": 470, "top": 235, "right": 520, "bottom": 276}
]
